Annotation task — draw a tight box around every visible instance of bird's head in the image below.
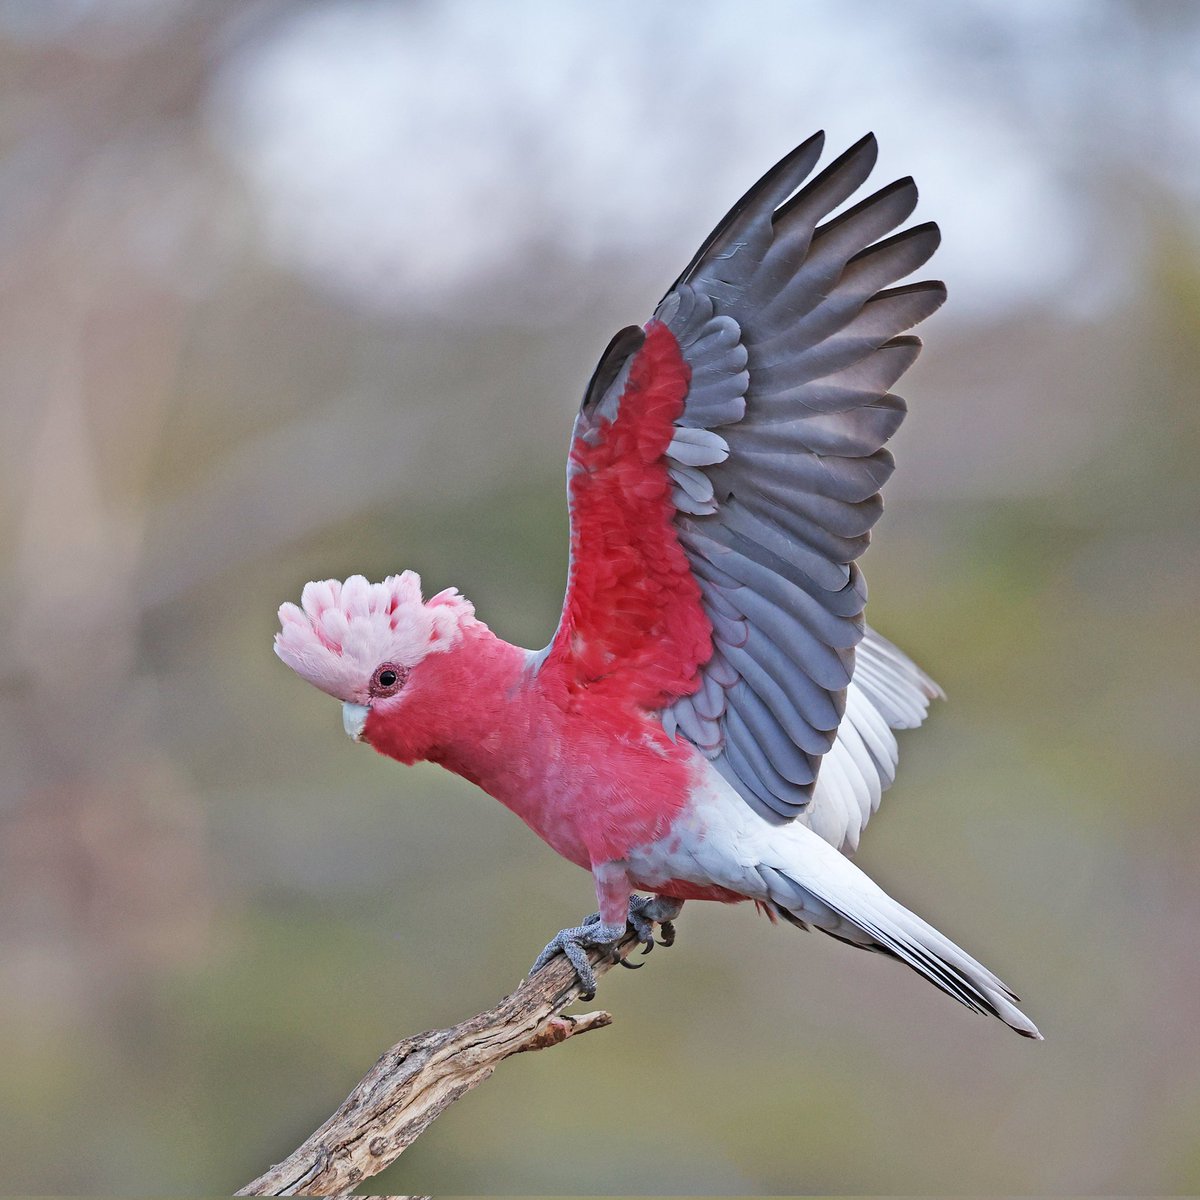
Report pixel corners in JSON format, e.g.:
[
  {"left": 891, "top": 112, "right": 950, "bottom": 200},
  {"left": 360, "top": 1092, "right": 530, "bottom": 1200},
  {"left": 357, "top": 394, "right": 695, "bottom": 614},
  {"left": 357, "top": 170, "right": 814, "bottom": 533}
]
[{"left": 274, "top": 571, "right": 474, "bottom": 743}]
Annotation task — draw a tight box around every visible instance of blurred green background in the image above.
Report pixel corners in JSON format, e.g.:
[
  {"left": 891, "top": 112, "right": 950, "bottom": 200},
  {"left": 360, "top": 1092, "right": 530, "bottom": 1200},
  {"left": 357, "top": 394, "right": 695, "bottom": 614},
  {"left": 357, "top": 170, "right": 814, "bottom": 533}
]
[{"left": 2, "top": 0, "right": 1198, "bottom": 1193}]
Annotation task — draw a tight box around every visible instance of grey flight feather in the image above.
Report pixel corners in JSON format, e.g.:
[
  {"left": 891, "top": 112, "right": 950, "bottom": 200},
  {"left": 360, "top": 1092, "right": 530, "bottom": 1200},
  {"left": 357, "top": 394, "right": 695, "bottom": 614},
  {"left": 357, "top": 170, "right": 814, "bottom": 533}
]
[
  {"left": 552, "top": 132, "right": 946, "bottom": 851},
  {"left": 652, "top": 132, "right": 945, "bottom": 835}
]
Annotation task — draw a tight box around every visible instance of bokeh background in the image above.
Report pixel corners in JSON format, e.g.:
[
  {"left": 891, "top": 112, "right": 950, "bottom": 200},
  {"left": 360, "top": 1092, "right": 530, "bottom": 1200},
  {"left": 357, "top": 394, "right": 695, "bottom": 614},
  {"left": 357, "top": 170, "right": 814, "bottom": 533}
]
[{"left": 2, "top": 0, "right": 1199, "bottom": 1192}]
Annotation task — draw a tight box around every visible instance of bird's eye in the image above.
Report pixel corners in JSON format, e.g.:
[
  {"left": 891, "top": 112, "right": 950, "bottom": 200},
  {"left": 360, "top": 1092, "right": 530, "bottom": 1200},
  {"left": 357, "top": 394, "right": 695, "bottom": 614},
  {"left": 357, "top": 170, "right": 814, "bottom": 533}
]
[{"left": 370, "top": 662, "right": 407, "bottom": 697}]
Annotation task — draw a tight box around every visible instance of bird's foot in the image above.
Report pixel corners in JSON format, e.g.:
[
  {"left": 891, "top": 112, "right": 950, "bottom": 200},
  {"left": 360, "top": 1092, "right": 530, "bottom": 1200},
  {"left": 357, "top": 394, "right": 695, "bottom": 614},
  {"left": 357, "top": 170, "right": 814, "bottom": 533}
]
[
  {"left": 530, "top": 894, "right": 684, "bottom": 999},
  {"left": 623, "top": 893, "right": 683, "bottom": 953},
  {"left": 530, "top": 918, "right": 626, "bottom": 1000},
  {"left": 633, "top": 894, "right": 683, "bottom": 949}
]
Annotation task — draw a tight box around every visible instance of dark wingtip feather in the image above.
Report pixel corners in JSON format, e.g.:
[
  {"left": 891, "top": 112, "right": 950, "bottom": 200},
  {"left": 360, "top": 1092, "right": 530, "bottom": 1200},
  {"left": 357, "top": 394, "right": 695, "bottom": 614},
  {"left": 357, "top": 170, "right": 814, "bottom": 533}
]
[
  {"left": 669, "top": 131, "right": 828, "bottom": 295},
  {"left": 845, "top": 222, "right": 942, "bottom": 278},
  {"left": 821, "top": 175, "right": 919, "bottom": 232},
  {"left": 581, "top": 325, "right": 644, "bottom": 413},
  {"left": 878, "top": 278, "right": 948, "bottom": 303}
]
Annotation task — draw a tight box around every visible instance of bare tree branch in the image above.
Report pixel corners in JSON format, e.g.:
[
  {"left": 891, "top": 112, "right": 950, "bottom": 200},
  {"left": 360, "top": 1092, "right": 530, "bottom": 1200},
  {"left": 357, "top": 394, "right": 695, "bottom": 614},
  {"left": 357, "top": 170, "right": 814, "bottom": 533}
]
[{"left": 238, "top": 930, "right": 650, "bottom": 1197}]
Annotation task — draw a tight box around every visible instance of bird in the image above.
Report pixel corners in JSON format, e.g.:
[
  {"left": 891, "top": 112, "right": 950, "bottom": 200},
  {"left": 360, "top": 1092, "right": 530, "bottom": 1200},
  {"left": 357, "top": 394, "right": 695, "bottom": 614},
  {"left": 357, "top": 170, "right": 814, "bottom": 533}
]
[{"left": 275, "top": 131, "right": 1041, "bottom": 1039}]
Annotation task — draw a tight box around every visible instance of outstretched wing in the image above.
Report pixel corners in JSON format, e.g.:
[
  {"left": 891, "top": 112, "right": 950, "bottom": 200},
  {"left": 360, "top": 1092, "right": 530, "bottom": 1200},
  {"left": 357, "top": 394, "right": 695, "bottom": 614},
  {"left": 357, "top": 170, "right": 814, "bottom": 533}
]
[{"left": 541, "top": 131, "right": 945, "bottom": 843}]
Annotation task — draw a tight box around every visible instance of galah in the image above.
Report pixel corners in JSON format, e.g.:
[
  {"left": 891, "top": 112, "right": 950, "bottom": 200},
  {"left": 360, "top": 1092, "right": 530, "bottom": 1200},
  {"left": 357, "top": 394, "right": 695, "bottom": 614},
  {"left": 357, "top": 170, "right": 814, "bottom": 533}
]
[{"left": 276, "top": 131, "right": 1040, "bottom": 1039}]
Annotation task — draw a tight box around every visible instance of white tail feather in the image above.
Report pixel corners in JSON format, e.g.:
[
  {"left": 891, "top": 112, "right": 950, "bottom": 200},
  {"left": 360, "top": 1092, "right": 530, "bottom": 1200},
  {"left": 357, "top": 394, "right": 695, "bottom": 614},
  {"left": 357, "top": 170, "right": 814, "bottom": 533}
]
[{"left": 757, "top": 836, "right": 1042, "bottom": 1040}]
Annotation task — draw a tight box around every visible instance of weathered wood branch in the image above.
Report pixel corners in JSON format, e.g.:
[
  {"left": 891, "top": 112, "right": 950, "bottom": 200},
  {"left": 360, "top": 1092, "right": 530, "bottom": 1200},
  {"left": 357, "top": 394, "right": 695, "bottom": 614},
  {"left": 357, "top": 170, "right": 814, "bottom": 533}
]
[{"left": 238, "top": 930, "right": 648, "bottom": 1197}]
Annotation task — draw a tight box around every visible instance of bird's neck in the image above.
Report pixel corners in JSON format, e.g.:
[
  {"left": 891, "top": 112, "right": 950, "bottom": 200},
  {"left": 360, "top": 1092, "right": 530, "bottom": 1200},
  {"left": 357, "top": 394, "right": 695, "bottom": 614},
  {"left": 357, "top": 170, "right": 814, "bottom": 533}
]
[{"left": 368, "top": 621, "right": 541, "bottom": 793}]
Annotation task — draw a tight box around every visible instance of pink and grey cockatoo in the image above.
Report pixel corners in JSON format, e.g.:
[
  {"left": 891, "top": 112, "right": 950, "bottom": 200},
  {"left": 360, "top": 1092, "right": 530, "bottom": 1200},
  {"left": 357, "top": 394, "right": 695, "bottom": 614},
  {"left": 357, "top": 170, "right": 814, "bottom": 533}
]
[{"left": 276, "top": 132, "right": 1040, "bottom": 1038}]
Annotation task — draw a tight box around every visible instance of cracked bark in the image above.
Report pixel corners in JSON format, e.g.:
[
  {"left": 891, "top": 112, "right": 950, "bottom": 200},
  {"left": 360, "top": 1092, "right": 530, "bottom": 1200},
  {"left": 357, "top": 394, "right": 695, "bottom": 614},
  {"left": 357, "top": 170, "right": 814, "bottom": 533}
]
[{"left": 237, "top": 930, "right": 648, "bottom": 1197}]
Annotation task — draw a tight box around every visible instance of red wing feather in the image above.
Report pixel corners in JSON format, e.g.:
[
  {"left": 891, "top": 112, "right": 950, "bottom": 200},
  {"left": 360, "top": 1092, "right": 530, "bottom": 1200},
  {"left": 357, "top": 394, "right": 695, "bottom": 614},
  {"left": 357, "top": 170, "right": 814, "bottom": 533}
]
[{"left": 546, "top": 320, "right": 712, "bottom": 708}]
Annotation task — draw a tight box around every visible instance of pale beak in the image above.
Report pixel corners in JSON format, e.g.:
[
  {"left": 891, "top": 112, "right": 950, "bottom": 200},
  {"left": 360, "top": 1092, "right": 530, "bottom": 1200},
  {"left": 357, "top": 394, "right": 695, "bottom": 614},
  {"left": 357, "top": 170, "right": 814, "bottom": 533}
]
[{"left": 342, "top": 702, "right": 369, "bottom": 742}]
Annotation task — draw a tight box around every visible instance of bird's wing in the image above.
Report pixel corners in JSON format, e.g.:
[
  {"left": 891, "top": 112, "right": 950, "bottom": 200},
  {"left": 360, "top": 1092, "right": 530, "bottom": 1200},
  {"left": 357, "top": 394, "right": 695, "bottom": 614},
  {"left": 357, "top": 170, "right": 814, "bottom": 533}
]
[{"left": 541, "top": 132, "right": 945, "bottom": 837}]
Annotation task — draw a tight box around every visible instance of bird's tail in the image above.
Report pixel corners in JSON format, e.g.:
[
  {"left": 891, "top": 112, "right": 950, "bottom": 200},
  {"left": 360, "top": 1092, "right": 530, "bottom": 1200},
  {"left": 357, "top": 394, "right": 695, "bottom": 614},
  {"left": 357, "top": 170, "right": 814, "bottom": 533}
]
[{"left": 758, "top": 836, "right": 1042, "bottom": 1040}]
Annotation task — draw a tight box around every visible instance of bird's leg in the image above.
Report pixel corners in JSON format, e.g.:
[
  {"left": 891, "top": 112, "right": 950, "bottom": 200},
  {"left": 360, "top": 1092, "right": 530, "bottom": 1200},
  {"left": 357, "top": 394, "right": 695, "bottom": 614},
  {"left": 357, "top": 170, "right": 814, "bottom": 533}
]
[
  {"left": 530, "top": 866, "right": 684, "bottom": 999},
  {"left": 530, "top": 863, "right": 632, "bottom": 999},
  {"left": 578, "top": 892, "right": 684, "bottom": 952}
]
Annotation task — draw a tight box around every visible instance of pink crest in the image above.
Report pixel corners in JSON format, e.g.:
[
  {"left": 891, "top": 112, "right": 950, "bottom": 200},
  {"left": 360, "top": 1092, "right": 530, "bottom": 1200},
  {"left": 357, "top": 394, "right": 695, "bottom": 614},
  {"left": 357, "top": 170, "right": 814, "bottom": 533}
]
[{"left": 275, "top": 571, "right": 473, "bottom": 702}]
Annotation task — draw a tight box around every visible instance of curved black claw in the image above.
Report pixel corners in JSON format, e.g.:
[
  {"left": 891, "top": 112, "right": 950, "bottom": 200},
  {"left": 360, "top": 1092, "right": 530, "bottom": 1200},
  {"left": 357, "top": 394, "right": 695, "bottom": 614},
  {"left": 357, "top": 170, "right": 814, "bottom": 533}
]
[
  {"left": 629, "top": 894, "right": 683, "bottom": 952},
  {"left": 627, "top": 907, "right": 657, "bottom": 955}
]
